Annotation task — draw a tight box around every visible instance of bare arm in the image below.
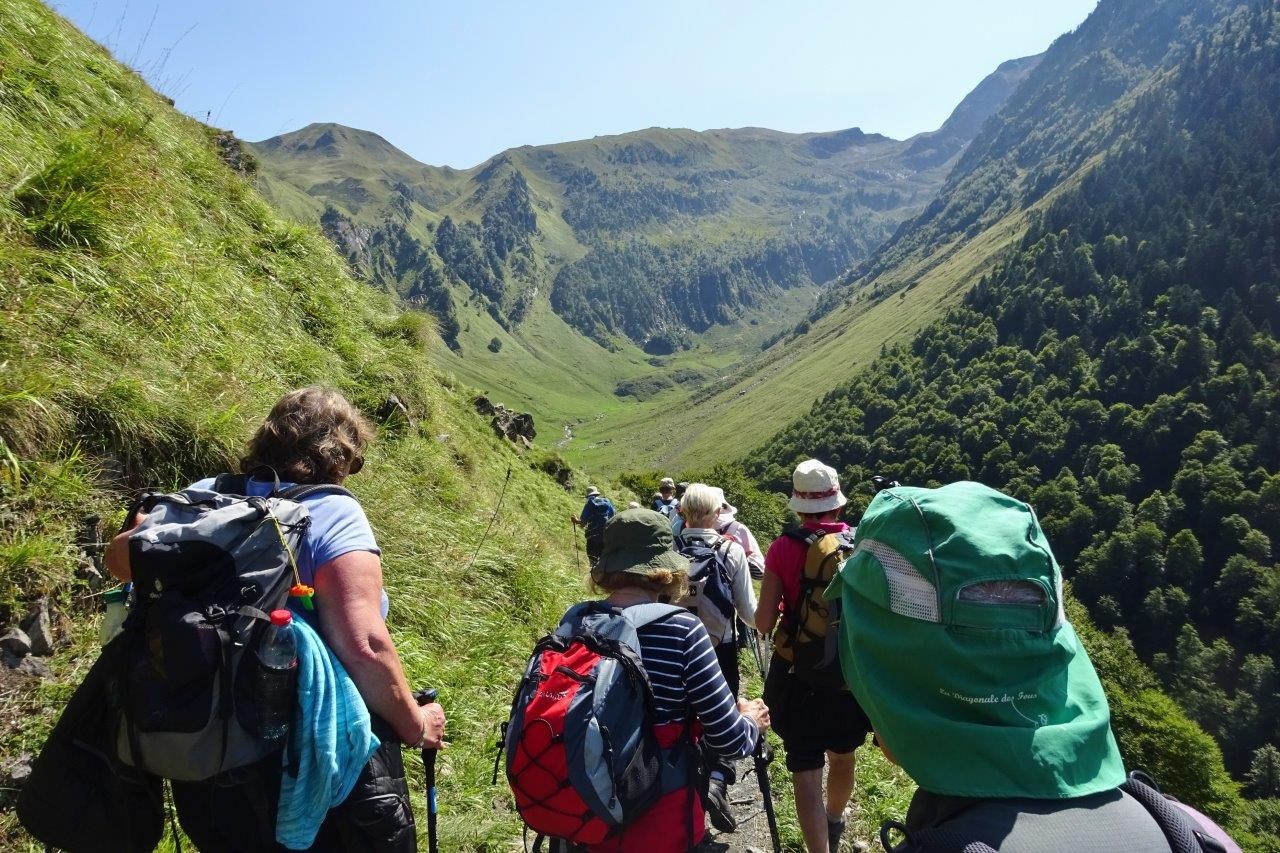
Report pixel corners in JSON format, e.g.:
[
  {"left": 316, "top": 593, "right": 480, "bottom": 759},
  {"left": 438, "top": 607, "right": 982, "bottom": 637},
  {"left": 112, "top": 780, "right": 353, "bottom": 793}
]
[
  {"left": 104, "top": 511, "right": 147, "bottom": 581},
  {"left": 313, "top": 550, "right": 444, "bottom": 748},
  {"left": 756, "top": 569, "right": 783, "bottom": 635}
]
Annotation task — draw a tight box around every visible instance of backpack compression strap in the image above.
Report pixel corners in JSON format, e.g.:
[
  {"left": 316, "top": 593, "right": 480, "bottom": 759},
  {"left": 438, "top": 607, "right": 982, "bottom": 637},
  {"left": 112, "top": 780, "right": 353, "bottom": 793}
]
[
  {"left": 1121, "top": 772, "right": 1227, "bottom": 853},
  {"left": 879, "top": 819, "right": 999, "bottom": 853}
]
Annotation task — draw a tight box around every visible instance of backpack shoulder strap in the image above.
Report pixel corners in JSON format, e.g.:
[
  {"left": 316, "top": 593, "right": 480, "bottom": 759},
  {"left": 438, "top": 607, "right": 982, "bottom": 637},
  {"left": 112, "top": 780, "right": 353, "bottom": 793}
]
[
  {"left": 783, "top": 527, "right": 823, "bottom": 547},
  {"left": 623, "top": 602, "right": 686, "bottom": 631},
  {"left": 277, "top": 483, "right": 356, "bottom": 502},
  {"left": 1121, "top": 772, "right": 1222, "bottom": 853},
  {"left": 211, "top": 473, "right": 248, "bottom": 495}
]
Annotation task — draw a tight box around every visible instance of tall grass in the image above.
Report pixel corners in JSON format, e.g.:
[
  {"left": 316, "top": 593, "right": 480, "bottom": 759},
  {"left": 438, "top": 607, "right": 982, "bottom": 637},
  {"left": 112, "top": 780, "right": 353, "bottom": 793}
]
[{"left": 0, "top": 0, "right": 601, "bottom": 847}]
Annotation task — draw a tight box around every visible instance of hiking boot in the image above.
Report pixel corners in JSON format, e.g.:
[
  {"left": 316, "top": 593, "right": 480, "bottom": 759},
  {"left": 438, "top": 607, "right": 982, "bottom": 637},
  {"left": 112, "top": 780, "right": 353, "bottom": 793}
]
[
  {"left": 827, "top": 815, "right": 846, "bottom": 853},
  {"left": 706, "top": 776, "right": 737, "bottom": 832}
]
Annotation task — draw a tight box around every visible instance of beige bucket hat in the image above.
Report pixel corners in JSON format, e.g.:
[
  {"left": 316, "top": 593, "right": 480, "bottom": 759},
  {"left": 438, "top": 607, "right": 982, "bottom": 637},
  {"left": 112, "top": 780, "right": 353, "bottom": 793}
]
[{"left": 788, "top": 459, "right": 848, "bottom": 513}]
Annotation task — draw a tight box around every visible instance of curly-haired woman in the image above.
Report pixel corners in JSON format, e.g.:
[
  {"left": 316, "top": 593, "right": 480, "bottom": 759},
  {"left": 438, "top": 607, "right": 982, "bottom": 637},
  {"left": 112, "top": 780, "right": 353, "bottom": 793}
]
[{"left": 106, "top": 386, "right": 443, "bottom": 852}]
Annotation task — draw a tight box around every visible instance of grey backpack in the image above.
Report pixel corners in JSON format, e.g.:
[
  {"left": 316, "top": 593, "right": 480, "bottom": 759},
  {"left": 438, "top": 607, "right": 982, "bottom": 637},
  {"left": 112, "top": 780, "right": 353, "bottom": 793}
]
[{"left": 111, "top": 473, "right": 351, "bottom": 781}]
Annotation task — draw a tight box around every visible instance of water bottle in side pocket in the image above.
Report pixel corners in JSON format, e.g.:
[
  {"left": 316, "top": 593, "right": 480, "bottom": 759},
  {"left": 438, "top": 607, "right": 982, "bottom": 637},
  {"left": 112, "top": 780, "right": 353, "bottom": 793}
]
[{"left": 255, "top": 609, "right": 298, "bottom": 740}]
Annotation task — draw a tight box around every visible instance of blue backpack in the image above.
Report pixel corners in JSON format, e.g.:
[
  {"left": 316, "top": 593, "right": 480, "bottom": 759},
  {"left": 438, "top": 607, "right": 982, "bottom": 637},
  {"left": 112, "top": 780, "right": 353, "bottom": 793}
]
[
  {"left": 581, "top": 496, "right": 614, "bottom": 536},
  {"left": 677, "top": 535, "right": 737, "bottom": 643}
]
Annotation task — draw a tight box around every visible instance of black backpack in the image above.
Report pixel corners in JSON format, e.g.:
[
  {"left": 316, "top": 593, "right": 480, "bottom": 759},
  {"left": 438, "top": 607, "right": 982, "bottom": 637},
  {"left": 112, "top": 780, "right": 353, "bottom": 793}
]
[{"left": 110, "top": 473, "right": 352, "bottom": 781}]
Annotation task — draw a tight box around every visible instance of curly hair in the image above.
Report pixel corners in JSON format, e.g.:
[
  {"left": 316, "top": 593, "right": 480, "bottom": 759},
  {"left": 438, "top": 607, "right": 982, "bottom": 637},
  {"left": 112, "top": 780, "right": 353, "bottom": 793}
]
[
  {"left": 240, "top": 387, "right": 373, "bottom": 485},
  {"left": 590, "top": 568, "right": 688, "bottom": 604}
]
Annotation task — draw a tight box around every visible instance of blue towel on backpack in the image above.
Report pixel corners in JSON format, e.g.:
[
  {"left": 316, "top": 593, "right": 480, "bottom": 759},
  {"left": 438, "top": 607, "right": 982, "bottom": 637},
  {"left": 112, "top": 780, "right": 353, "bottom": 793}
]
[{"left": 276, "top": 614, "right": 381, "bottom": 849}]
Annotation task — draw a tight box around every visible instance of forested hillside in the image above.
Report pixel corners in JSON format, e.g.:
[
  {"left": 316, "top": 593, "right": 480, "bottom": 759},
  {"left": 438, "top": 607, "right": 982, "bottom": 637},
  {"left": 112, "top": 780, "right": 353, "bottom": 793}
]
[
  {"left": 623, "top": 0, "right": 1270, "bottom": 475},
  {"left": 748, "top": 0, "right": 1280, "bottom": 826}
]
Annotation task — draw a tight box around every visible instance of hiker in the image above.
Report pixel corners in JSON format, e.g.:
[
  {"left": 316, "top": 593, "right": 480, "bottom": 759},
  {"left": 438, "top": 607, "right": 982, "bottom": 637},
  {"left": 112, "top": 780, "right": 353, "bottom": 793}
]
[
  {"left": 670, "top": 481, "right": 690, "bottom": 535},
  {"left": 674, "top": 483, "right": 759, "bottom": 834},
  {"left": 103, "top": 387, "right": 445, "bottom": 852},
  {"left": 572, "top": 486, "right": 615, "bottom": 567},
  {"left": 652, "top": 476, "right": 679, "bottom": 517},
  {"left": 505, "top": 509, "right": 770, "bottom": 853},
  {"left": 715, "top": 495, "right": 765, "bottom": 580},
  {"left": 831, "top": 481, "right": 1242, "bottom": 853},
  {"left": 756, "top": 459, "right": 869, "bottom": 853}
]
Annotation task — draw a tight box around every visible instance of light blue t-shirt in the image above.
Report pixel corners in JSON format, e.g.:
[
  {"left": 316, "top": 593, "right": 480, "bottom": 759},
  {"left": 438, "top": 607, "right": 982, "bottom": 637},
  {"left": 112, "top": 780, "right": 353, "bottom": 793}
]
[{"left": 191, "top": 476, "right": 387, "bottom": 617}]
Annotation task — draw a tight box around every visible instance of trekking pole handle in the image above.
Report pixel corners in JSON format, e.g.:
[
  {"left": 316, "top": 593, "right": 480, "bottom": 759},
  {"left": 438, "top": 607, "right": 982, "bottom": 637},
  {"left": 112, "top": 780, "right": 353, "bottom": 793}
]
[{"left": 414, "top": 689, "right": 440, "bottom": 853}]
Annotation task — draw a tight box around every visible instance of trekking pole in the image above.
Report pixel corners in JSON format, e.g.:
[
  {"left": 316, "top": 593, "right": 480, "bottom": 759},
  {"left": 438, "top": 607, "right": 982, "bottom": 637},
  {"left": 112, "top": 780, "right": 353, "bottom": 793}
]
[
  {"left": 749, "top": 627, "right": 767, "bottom": 682},
  {"left": 414, "top": 688, "right": 441, "bottom": 853},
  {"left": 462, "top": 466, "right": 512, "bottom": 575},
  {"left": 754, "top": 738, "right": 782, "bottom": 853}
]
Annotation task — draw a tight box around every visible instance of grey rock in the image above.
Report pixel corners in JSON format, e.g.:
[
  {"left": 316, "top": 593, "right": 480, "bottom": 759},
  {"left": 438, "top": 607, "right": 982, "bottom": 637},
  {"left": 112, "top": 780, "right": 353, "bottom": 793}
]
[
  {"left": 14, "top": 655, "right": 52, "bottom": 678},
  {"left": 77, "top": 555, "right": 105, "bottom": 588},
  {"left": 20, "top": 598, "right": 54, "bottom": 656},
  {"left": 0, "top": 627, "right": 31, "bottom": 658},
  {"left": 376, "top": 394, "right": 413, "bottom": 427},
  {"left": 1, "top": 754, "right": 33, "bottom": 787},
  {"left": 77, "top": 514, "right": 103, "bottom": 548}
]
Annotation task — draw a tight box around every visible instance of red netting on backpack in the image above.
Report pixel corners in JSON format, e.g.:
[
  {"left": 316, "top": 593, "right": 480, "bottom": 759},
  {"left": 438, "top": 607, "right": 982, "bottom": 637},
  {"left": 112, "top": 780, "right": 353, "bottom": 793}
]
[{"left": 508, "top": 644, "right": 612, "bottom": 845}]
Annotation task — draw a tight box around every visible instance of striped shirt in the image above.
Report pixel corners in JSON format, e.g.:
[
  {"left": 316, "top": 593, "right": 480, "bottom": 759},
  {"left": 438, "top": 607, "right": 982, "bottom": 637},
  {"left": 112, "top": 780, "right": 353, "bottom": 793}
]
[{"left": 633, "top": 609, "right": 760, "bottom": 760}]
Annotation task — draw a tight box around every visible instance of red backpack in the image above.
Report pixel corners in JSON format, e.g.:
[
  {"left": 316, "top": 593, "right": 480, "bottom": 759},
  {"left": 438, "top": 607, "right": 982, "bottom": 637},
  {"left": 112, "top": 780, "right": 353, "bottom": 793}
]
[{"left": 500, "top": 602, "right": 698, "bottom": 849}]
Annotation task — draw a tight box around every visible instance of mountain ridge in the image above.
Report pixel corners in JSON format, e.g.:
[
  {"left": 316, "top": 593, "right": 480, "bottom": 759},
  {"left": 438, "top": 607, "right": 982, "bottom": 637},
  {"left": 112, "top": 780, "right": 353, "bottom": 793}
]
[{"left": 251, "top": 56, "right": 1041, "bottom": 468}]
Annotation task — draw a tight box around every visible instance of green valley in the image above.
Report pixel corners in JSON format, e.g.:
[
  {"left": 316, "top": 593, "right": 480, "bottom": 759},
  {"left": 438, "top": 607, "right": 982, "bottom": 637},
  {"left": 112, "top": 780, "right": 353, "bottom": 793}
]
[{"left": 249, "top": 58, "right": 1040, "bottom": 469}]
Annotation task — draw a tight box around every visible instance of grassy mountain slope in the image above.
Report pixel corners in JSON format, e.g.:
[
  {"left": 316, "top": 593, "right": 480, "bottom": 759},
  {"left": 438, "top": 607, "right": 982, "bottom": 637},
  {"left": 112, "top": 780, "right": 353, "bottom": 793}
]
[
  {"left": 0, "top": 1, "right": 620, "bottom": 847},
  {"left": 744, "top": 1, "right": 1280, "bottom": 844},
  {"left": 617, "top": 0, "right": 1254, "bottom": 474}
]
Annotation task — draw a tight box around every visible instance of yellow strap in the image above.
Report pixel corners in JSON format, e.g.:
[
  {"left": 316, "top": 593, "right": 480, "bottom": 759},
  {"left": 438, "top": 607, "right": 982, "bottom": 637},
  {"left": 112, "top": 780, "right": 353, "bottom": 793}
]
[{"left": 268, "top": 511, "right": 304, "bottom": 588}]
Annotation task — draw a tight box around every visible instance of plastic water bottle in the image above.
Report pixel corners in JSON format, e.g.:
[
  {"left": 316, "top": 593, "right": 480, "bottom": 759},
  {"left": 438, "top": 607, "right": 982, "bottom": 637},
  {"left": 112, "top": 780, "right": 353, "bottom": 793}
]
[
  {"left": 255, "top": 609, "right": 298, "bottom": 740},
  {"left": 99, "top": 585, "right": 129, "bottom": 644}
]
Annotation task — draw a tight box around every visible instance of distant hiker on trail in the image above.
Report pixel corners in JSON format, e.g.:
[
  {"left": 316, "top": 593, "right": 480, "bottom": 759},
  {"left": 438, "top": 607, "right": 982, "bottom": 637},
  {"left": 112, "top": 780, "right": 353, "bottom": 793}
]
[
  {"left": 503, "top": 509, "right": 770, "bottom": 852},
  {"left": 100, "top": 387, "right": 444, "bottom": 852},
  {"left": 714, "top": 494, "right": 765, "bottom": 580},
  {"left": 831, "top": 481, "right": 1242, "bottom": 853},
  {"left": 674, "top": 483, "right": 758, "bottom": 834},
  {"left": 572, "top": 486, "right": 615, "bottom": 567},
  {"left": 756, "top": 459, "right": 867, "bottom": 853},
  {"left": 652, "top": 476, "right": 679, "bottom": 517}
]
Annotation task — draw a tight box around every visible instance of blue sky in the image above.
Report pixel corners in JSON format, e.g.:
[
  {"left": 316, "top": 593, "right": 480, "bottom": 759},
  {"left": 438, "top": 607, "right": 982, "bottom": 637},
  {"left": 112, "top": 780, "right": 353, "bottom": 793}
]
[{"left": 51, "top": 0, "right": 1097, "bottom": 169}]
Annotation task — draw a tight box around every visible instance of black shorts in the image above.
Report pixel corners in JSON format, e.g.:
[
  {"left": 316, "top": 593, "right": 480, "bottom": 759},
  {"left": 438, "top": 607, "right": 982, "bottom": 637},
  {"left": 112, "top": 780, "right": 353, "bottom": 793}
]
[
  {"left": 763, "top": 653, "right": 872, "bottom": 773},
  {"left": 173, "top": 714, "right": 416, "bottom": 852}
]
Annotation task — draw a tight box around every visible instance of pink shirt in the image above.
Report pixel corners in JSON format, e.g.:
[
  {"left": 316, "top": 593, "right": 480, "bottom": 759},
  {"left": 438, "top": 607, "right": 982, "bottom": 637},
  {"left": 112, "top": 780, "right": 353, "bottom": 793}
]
[
  {"left": 764, "top": 520, "right": 852, "bottom": 615},
  {"left": 716, "top": 513, "right": 764, "bottom": 577}
]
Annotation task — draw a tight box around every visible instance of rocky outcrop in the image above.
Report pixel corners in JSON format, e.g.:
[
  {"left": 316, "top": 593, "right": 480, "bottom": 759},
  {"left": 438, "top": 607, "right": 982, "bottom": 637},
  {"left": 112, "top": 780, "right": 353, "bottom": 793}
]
[
  {"left": 210, "top": 130, "right": 258, "bottom": 177},
  {"left": 474, "top": 396, "right": 536, "bottom": 447}
]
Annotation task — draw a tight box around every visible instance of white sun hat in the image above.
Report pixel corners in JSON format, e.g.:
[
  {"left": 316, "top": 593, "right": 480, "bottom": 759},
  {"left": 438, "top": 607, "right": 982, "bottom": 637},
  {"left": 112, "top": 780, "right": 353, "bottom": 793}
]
[{"left": 788, "top": 459, "right": 848, "bottom": 513}]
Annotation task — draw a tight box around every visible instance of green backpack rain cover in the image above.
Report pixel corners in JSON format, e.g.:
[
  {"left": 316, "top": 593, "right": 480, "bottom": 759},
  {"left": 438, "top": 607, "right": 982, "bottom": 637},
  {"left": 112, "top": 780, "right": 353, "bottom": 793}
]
[{"left": 828, "top": 481, "right": 1125, "bottom": 799}]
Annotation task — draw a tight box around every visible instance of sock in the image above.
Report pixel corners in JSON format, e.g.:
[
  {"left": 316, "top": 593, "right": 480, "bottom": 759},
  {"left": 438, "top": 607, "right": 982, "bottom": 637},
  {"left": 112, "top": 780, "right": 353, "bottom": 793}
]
[{"left": 710, "top": 770, "right": 726, "bottom": 782}]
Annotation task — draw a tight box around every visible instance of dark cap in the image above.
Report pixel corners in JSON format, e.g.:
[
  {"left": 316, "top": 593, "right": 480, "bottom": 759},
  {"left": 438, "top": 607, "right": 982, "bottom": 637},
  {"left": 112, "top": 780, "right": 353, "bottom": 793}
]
[{"left": 595, "top": 509, "right": 689, "bottom": 577}]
